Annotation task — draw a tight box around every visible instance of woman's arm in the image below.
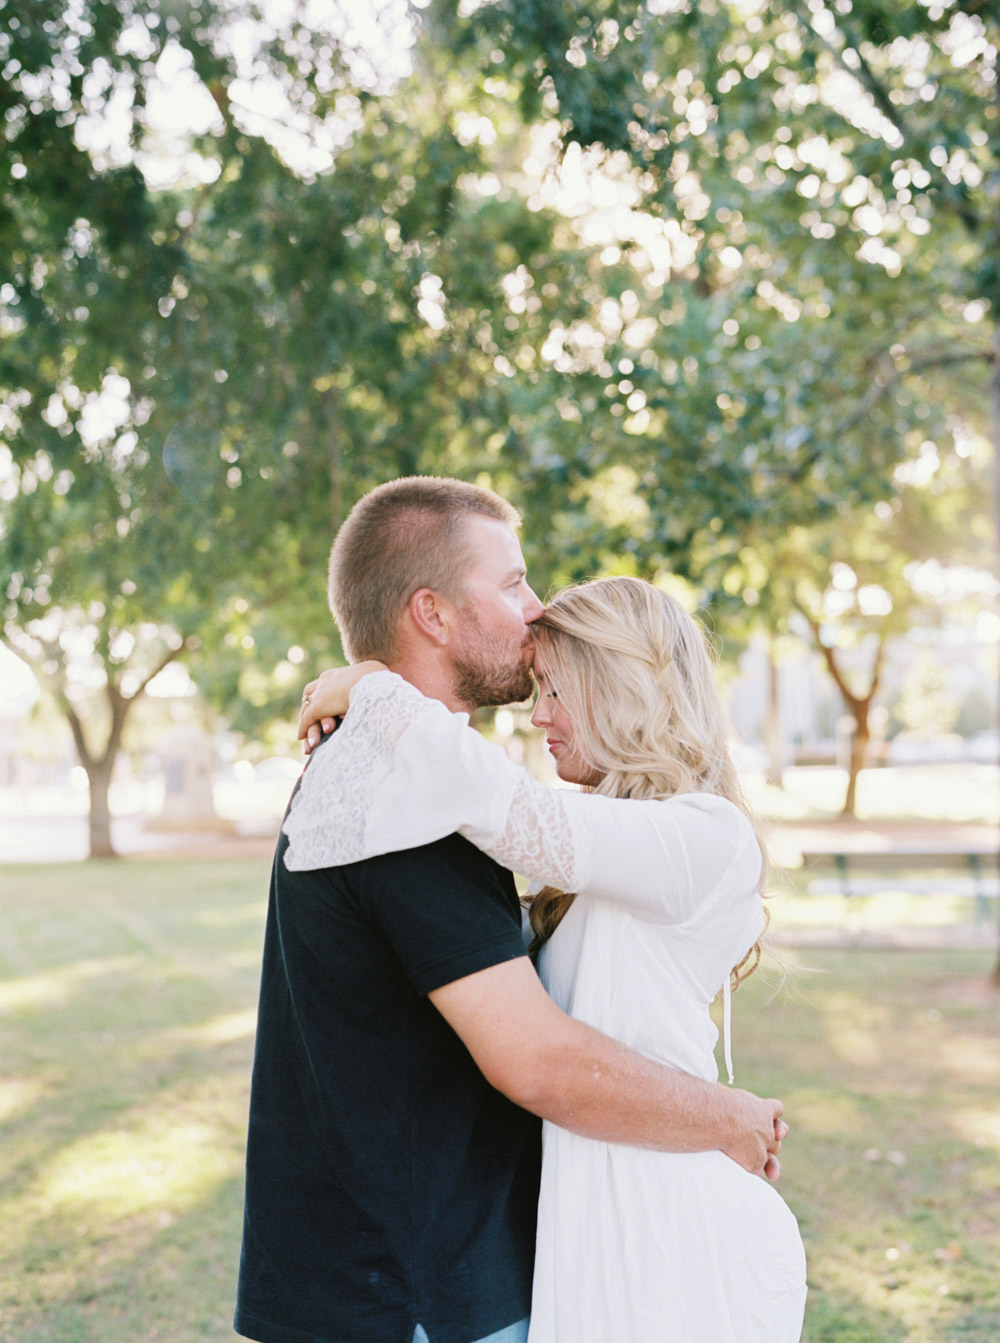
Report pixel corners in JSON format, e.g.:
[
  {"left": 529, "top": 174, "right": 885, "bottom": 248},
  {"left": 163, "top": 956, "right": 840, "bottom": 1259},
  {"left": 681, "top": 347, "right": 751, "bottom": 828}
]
[
  {"left": 286, "top": 669, "right": 757, "bottom": 928},
  {"left": 297, "top": 661, "right": 386, "bottom": 750}
]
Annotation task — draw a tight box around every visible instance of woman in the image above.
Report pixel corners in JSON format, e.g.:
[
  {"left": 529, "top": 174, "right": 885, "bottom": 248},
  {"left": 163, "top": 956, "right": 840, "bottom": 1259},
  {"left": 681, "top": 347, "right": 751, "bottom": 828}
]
[{"left": 290, "top": 576, "right": 807, "bottom": 1343}]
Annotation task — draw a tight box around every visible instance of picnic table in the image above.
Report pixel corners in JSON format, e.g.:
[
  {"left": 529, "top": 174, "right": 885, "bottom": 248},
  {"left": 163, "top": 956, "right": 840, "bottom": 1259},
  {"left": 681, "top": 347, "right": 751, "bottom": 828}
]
[{"left": 774, "top": 827, "right": 1000, "bottom": 928}]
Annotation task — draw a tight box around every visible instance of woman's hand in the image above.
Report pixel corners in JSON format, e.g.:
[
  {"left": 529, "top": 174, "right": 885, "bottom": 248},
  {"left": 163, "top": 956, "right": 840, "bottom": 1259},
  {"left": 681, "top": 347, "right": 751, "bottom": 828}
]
[{"left": 297, "top": 661, "right": 387, "bottom": 753}]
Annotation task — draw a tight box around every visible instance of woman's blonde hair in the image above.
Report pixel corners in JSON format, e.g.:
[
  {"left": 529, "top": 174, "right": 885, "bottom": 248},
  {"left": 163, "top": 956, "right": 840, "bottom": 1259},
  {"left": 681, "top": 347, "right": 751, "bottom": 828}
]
[{"left": 526, "top": 576, "right": 769, "bottom": 988}]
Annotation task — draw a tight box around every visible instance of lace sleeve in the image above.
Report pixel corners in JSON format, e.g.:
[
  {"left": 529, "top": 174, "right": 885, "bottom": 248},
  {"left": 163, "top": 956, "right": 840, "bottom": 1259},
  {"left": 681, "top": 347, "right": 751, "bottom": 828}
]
[
  {"left": 282, "top": 670, "right": 455, "bottom": 870},
  {"left": 459, "top": 769, "right": 589, "bottom": 891},
  {"left": 282, "top": 669, "right": 589, "bottom": 887},
  {"left": 282, "top": 673, "right": 759, "bottom": 932}
]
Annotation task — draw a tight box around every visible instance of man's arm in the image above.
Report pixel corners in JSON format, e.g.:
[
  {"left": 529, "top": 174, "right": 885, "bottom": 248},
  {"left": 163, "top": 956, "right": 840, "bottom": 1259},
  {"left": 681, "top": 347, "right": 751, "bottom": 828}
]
[{"left": 429, "top": 957, "right": 786, "bottom": 1179}]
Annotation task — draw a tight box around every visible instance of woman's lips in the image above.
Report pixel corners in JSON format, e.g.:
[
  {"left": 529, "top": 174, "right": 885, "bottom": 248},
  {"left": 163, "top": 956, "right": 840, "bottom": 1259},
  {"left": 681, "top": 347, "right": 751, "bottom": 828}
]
[{"left": 546, "top": 739, "right": 564, "bottom": 754}]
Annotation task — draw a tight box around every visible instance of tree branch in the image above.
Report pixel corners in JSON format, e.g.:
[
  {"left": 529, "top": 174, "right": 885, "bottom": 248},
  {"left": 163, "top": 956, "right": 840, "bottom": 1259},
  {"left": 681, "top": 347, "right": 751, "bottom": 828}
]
[
  {"left": 799, "top": 600, "right": 890, "bottom": 714},
  {"left": 789, "top": 6, "right": 982, "bottom": 235},
  {"left": 790, "top": 343, "right": 996, "bottom": 483},
  {"left": 134, "top": 638, "right": 191, "bottom": 698},
  {"left": 867, "top": 630, "right": 888, "bottom": 702},
  {"left": 843, "top": 39, "right": 908, "bottom": 143},
  {"left": 799, "top": 607, "right": 862, "bottom": 712},
  {"left": 56, "top": 692, "right": 95, "bottom": 771},
  {"left": 790, "top": 8, "right": 908, "bottom": 146}
]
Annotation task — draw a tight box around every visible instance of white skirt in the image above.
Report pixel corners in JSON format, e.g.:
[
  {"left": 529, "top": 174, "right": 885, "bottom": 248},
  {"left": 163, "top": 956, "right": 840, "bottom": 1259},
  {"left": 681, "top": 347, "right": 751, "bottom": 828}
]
[{"left": 527, "top": 1128, "right": 807, "bottom": 1343}]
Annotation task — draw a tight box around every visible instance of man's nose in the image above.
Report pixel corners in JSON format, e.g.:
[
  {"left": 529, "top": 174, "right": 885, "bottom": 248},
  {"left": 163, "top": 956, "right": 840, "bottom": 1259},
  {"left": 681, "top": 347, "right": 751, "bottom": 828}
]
[{"left": 523, "top": 587, "right": 545, "bottom": 623}]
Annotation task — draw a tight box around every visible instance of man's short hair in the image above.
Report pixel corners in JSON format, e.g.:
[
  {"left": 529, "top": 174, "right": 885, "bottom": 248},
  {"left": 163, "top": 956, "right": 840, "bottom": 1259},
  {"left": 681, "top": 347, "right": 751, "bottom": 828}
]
[{"left": 328, "top": 476, "right": 521, "bottom": 662}]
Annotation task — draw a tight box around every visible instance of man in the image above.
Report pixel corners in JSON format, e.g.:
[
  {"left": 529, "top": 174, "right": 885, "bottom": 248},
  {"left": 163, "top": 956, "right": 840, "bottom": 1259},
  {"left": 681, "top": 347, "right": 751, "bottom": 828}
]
[{"left": 235, "top": 476, "right": 786, "bottom": 1343}]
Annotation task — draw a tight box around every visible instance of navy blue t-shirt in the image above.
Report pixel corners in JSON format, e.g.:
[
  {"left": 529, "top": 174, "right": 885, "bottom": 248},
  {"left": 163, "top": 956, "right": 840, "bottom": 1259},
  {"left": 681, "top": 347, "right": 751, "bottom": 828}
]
[{"left": 234, "top": 803, "right": 541, "bottom": 1343}]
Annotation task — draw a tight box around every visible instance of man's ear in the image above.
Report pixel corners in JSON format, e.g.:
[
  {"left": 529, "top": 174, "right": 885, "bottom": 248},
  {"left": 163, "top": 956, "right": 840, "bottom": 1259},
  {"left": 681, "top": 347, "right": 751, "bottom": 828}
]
[{"left": 407, "top": 588, "right": 451, "bottom": 646}]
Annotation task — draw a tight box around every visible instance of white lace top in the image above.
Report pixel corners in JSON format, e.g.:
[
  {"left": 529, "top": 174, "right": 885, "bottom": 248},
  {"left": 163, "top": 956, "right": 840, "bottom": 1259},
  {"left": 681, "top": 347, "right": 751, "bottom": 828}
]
[{"left": 282, "top": 669, "right": 765, "bottom": 1083}]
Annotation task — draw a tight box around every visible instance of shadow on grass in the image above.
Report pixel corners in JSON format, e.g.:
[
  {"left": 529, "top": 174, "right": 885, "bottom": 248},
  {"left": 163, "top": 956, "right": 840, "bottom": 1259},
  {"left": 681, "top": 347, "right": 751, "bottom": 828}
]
[
  {"left": 4, "top": 867, "right": 999, "bottom": 1343},
  {"left": 7, "top": 1170, "right": 246, "bottom": 1343},
  {"left": 0, "top": 862, "right": 267, "bottom": 1343},
  {"left": 0, "top": 947, "right": 256, "bottom": 1181}
]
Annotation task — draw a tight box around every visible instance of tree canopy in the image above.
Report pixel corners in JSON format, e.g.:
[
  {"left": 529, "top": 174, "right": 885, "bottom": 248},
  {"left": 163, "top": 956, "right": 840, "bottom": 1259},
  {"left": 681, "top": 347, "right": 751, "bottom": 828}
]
[
  {"left": 460, "top": 0, "right": 997, "bottom": 570},
  {"left": 1, "top": 0, "right": 995, "bottom": 850}
]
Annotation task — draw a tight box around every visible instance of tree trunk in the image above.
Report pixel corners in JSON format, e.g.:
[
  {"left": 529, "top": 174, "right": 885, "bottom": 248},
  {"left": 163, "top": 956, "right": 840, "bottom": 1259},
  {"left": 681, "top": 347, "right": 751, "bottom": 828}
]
[
  {"left": 56, "top": 644, "right": 186, "bottom": 860},
  {"left": 60, "top": 686, "right": 131, "bottom": 860},
  {"left": 989, "top": 325, "right": 1000, "bottom": 986},
  {"left": 799, "top": 610, "right": 886, "bottom": 820},
  {"left": 763, "top": 643, "right": 785, "bottom": 788},
  {"left": 86, "top": 757, "right": 117, "bottom": 859},
  {"left": 19, "top": 637, "right": 189, "bottom": 862},
  {"left": 64, "top": 699, "right": 128, "bottom": 860},
  {"left": 841, "top": 703, "right": 871, "bottom": 819}
]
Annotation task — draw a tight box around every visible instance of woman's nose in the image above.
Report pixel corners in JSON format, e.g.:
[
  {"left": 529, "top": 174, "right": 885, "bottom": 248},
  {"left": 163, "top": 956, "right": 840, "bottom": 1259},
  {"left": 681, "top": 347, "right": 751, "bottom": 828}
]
[{"left": 531, "top": 698, "right": 549, "bottom": 728}]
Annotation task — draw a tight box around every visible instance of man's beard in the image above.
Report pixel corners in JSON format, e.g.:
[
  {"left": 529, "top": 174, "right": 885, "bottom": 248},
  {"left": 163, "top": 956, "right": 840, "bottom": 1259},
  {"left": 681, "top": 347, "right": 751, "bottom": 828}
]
[
  {"left": 454, "top": 656, "right": 534, "bottom": 708},
  {"left": 452, "top": 618, "right": 534, "bottom": 708}
]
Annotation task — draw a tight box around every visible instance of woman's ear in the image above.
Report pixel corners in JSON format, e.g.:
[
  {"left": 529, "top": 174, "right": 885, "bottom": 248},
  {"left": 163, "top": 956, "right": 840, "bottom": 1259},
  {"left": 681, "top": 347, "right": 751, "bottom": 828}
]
[{"left": 406, "top": 587, "right": 451, "bottom": 646}]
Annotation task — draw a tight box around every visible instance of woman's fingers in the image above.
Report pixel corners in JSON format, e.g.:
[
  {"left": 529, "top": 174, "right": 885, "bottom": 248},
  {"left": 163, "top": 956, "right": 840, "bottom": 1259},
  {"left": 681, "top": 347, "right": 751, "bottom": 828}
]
[{"left": 303, "top": 718, "right": 338, "bottom": 755}]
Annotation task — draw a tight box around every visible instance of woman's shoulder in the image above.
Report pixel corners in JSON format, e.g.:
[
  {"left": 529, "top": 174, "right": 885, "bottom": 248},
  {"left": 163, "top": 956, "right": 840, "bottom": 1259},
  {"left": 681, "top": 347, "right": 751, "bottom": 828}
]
[
  {"left": 591, "top": 791, "right": 755, "bottom": 853},
  {"left": 653, "top": 792, "right": 760, "bottom": 875},
  {"left": 658, "top": 791, "right": 754, "bottom": 832}
]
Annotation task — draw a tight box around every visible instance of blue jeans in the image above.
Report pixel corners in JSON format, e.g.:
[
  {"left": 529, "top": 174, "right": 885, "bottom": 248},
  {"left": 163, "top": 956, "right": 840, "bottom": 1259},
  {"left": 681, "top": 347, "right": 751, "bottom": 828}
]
[{"left": 412, "top": 1318, "right": 529, "bottom": 1343}]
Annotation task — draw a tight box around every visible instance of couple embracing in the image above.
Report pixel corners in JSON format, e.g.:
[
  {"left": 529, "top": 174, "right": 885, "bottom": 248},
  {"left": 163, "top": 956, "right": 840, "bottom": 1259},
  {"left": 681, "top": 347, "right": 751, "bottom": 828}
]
[{"left": 234, "top": 476, "right": 807, "bottom": 1343}]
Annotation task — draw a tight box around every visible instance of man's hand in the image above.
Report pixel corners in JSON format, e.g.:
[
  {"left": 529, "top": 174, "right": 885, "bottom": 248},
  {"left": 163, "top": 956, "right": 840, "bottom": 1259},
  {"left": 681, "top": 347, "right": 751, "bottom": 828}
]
[
  {"left": 297, "top": 661, "right": 387, "bottom": 753},
  {"left": 719, "top": 1090, "right": 788, "bottom": 1181}
]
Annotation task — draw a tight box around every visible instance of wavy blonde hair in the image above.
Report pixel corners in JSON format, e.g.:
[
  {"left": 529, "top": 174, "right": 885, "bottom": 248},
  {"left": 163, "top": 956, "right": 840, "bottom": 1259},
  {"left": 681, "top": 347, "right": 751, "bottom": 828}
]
[{"left": 526, "top": 576, "right": 769, "bottom": 988}]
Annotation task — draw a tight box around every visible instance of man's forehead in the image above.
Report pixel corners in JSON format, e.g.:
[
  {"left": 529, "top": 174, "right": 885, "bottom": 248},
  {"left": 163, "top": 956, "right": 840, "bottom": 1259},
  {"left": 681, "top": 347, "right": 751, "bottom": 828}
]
[{"left": 461, "top": 514, "right": 526, "bottom": 569}]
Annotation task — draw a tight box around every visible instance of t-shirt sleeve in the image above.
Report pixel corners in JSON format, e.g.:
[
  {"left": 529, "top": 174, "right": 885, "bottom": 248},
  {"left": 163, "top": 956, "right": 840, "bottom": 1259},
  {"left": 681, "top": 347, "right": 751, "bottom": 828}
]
[{"left": 355, "top": 836, "right": 529, "bottom": 997}]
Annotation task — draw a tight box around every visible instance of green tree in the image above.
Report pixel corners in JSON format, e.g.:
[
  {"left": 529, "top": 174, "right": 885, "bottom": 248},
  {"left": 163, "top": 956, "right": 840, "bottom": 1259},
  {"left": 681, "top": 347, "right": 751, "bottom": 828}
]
[
  {"left": 457, "top": 0, "right": 997, "bottom": 811},
  {"left": 0, "top": 0, "right": 305, "bottom": 852},
  {"left": 715, "top": 430, "right": 992, "bottom": 812},
  {"left": 457, "top": 0, "right": 997, "bottom": 552},
  {"left": 0, "top": 0, "right": 619, "bottom": 850},
  {"left": 4, "top": 0, "right": 996, "bottom": 856}
]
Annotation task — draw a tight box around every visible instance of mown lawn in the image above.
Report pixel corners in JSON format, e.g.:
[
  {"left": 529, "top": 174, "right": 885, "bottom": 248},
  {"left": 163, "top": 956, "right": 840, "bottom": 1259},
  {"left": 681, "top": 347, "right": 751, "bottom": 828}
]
[
  {"left": 729, "top": 947, "right": 999, "bottom": 1342},
  {"left": 1, "top": 859, "right": 997, "bottom": 1342}
]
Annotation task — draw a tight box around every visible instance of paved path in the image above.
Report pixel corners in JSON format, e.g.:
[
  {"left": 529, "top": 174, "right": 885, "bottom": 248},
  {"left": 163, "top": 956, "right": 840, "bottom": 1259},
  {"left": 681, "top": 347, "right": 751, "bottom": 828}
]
[
  {"left": 3, "top": 806, "right": 994, "bottom": 865},
  {"left": 0, "top": 810, "right": 280, "bottom": 864}
]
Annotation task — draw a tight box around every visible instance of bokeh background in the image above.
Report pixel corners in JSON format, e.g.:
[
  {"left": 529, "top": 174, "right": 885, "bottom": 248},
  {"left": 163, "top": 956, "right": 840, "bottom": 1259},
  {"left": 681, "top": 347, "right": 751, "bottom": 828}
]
[{"left": 1, "top": 2, "right": 997, "bottom": 1340}]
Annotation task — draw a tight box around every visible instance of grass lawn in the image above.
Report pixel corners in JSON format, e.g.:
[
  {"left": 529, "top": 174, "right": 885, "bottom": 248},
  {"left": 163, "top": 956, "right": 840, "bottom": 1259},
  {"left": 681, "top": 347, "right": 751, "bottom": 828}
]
[{"left": 1, "top": 858, "right": 998, "bottom": 1343}]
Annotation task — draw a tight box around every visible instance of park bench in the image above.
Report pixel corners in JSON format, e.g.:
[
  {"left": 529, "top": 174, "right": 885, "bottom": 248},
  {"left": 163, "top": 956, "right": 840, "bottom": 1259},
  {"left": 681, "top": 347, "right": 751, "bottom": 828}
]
[{"left": 793, "top": 839, "right": 1000, "bottom": 928}]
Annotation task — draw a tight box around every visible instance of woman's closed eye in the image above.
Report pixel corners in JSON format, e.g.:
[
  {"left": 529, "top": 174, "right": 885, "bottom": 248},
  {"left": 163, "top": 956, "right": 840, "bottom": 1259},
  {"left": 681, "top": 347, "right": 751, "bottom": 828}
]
[{"left": 535, "top": 674, "right": 558, "bottom": 701}]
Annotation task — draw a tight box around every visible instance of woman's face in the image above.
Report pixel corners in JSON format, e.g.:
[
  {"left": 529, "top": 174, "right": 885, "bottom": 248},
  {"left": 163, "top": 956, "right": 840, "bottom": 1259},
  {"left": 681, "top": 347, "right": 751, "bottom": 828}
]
[{"left": 530, "top": 656, "right": 602, "bottom": 787}]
